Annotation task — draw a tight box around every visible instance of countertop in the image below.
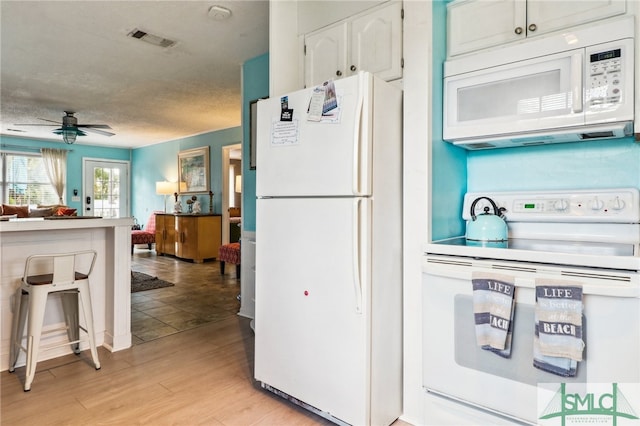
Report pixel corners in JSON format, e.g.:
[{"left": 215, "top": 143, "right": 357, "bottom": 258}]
[{"left": 0, "top": 217, "right": 133, "bottom": 232}]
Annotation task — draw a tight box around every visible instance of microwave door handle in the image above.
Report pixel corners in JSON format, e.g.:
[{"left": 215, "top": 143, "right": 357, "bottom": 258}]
[{"left": 571, "top": 53, "right": 583, "bottom": 113}]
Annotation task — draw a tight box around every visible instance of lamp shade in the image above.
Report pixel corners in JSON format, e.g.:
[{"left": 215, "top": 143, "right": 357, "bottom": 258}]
[
  {"left": 235, "top": 175, "right": 242, "bottom": 193},
  {"left": 156, "top": 181, "right": 177, "bottom": 195}
]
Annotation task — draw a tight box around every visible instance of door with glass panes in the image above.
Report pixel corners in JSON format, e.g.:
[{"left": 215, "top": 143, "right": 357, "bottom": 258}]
[{"left": 83, "top": 159, "right": 129, "bottom": 217}]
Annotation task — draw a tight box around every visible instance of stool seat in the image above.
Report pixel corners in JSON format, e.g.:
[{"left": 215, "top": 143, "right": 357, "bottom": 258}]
[
  {"left": 219, "top": 242, "right": 241, "bottom": 278},
  {"left": 8, "top": 250, "right": 101, "bottom": 391},
  {"left": 25, "top": 272, "right": 89, "bottom": 285}
]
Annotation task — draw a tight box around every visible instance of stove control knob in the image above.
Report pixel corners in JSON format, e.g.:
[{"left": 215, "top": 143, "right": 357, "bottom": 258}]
[
  {"left": 553, "top": 199, "right": 569, "bottom": 211},
  {"left": 609, "top": 196, "right": 625, "bottom": 211},
  {"left": 590, "top": 197, "right": 604, "bottom": 210}
]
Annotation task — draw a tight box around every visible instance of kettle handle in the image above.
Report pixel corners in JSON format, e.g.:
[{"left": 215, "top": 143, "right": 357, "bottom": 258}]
[{"left": 470, "top": 197, "right": 501, "bottom": 221}]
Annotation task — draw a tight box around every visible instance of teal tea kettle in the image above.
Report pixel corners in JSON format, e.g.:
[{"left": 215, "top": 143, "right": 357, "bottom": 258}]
[{"left": 466, "top": 197, "right": 508, "bottom": 243}]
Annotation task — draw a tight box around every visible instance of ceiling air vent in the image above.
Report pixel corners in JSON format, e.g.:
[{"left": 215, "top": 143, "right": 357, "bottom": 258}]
[{"left": 127, "top": 28, "right": 176, "bottom": 48}]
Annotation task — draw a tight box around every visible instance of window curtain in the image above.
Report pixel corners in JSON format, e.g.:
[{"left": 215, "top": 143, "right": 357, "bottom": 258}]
[{"left": 41, "top": 148, "right": 67, "bottom": 204}]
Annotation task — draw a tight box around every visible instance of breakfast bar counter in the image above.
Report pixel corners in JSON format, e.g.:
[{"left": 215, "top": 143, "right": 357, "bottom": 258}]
[{"left": 0, "top": 217, "right": 133, "bottom": 371}]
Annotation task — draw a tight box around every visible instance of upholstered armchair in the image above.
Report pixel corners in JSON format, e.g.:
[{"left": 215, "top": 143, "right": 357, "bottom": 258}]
[{"left": 131, "top": 213, "right": 157, "bottom": 253}]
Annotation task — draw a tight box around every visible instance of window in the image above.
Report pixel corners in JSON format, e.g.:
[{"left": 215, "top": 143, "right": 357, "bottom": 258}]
[{"left": 0, "top": 152, "right": 59, "bottom": 206}]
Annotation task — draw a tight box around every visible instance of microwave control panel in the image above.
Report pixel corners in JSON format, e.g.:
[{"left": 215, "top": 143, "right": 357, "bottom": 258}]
[
  {"left": 585, "top": 37, "right": 633, "bottom": 111},
  {"left": 588, "top": 48, "right": 622, "bottom": 105}
]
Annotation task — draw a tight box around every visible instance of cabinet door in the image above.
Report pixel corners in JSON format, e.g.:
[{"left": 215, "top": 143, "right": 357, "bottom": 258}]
[
  {"left": 206, "top": 216, "right": 222, "bottom": 259},
  {"left": 527, "top": 0, "right": 626, "bottom": 38},
  {"left": 304, "top": 22, "right": 348, "bottom": 87},
  {"left": 155, "top": 215, "right": 165, "bottom": 254},
  {"left": 155, "top": 215, "right": 175, "bottom": 255},
  {"left": 447, "top": 0, "right": 526, "bottom": 57},
  {"left": 165, "top": 215, "right": 176, "bottom": 255},
  {"left": 177, "top": 216, "right": 198, "bottom": 260},
  {"left": 350, "top": 1, "right": 403, "bottom": 81}
]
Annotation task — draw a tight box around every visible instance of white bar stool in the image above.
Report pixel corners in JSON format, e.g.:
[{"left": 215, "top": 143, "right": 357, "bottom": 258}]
[{"left": 8, "top": 250, "right": 101, "bottom": 391}]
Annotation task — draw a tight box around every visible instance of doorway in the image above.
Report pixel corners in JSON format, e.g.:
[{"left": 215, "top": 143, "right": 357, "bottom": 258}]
[
  {"left": 82, "top": 159, "right": 130, "bottom": 217},
  {"left": 221, "top": 144, "right": 242, "bottom": 244}
]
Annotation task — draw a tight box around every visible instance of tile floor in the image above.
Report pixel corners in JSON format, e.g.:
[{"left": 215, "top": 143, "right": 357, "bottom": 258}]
[{"left": 130, "top": 246, "right": 241, "bottom": 344}]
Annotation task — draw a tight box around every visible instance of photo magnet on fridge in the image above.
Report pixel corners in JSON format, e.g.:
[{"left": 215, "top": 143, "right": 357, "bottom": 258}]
[
  {"left": 281, "top": 109, "right": 293, "bottom": 121},
  {"left": 322, "top": 80, "right": 337, "bottom": 113},
  {"left": 280, "top": 96, "right": 293, "bottom": 121}
]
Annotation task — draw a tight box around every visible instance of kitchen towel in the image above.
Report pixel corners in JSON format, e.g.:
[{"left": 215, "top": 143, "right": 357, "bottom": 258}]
[
  {"left": 533, "top": 278, "right": 585, "bottom": 377},
  {"left": 472, "top": 272, "right": 516, "bottom": 358}
]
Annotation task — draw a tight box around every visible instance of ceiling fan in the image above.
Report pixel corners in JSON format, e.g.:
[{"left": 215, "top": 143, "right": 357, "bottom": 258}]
[{"left": 15, "top": 111, "right": 115, "bottom": 144}]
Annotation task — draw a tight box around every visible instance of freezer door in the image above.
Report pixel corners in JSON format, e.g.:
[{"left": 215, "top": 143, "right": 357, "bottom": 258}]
[
  {"left": 255, "top": 197, "right": 371, "bottom": 425},
  {"left": 256, "top": 73, "right": 373, "bottom": 197}
]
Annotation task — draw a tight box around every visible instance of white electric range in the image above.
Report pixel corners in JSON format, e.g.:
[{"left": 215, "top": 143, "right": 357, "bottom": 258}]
[{"left": 422, "top": 188, "right": 640, "bottom": 425}]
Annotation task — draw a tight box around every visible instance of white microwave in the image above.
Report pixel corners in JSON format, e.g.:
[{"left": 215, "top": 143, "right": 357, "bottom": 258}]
[{"left": 443, "top": 17, "right": 635, "bottom": 150}]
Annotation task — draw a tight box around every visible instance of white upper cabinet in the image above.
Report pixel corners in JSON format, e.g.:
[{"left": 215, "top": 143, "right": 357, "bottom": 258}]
[
  {"left": 447, "top": 0, "right": 526, "bottom": 57},
  {"left": 350, "top": 2, "right": 403, "bottom": 82},
  {"left": 304, "top": 1, "right": 402, "bottom": 87},
  {"left": 447, "top": 0, "right": 627, "bottom": 57},
  {"left": 304, "top": 22, "right": 349, "bottom": 87}
]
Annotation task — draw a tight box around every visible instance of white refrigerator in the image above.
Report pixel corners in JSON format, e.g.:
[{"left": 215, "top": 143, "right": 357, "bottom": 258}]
[{"left": 254, "top": 72, "right": 402, "bottom": 426}]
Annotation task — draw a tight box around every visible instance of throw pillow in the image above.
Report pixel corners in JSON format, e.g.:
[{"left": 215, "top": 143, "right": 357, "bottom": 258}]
[
  {"left": 2, "top": 204, "right": 29, "bottom": 218},
  {"left": 29, "top": 207, "right": 54, "bottom": 217},
  {"left": 55, "top": 207, "right": 77, "bottom": 216}
]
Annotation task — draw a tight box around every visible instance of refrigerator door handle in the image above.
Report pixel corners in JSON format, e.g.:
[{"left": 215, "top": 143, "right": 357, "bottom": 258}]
[
  {"left": 352, "top": 84, "right": 364, "bottom": 196},
  {"left": 352, "top": 199, "right": 363, "bottom": 314}
]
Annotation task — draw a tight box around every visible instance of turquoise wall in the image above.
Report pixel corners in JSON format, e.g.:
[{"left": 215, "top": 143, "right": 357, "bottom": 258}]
[
  {"left": 131, "top": 127, "right": 242, "bottom": 225},
  {"left": 0, "top": 135, "right": 131, "bottom": 213},
  {"left": 432, "top": 2, "right": 640, "bottom": 240},
  {"left": 241, "top": 53, "right": 269, "bottom": 232},
  {"left": 431, "top": 0, "right": 467, "bottom": 241},
  {"left": 467, "top": 138, "right": 640, "bottom": 191}
]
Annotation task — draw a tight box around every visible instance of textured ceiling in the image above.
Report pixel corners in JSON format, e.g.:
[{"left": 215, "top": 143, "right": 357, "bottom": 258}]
[{"left": 0, "top": 0, "right": 269, "bottom": 148}]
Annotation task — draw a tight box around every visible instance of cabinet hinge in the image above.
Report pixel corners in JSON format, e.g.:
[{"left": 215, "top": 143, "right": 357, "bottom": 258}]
[
  {"left": 401, "top": 58, "right": 404, "bottom": 68},
  {"left": 401, "top": 8, "right": 404, "bottom": 19},
  {"left": 304, "top": 44, "right": 306, "bottom": 55}
]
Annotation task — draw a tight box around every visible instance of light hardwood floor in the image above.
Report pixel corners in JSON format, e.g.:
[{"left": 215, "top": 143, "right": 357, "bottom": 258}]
[{"left": 1, "top": 249, "right": 408, "bottom": 425}]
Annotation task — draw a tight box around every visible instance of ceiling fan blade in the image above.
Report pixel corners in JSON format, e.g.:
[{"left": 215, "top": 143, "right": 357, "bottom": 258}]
[
  {"left": 77, "top": 124, "right": 112, "bottom": 129},
  {"left": 82, "top": 127, "right": 115, "bottom": 137},
  {"left": 38, "top": 118, "right": 64, "bottom": 124},
  {"left": 13, "top": 123, "right": 59, "bottom": 126}
]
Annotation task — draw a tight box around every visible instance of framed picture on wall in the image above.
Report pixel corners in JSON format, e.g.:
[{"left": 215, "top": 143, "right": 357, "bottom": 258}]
[
  {"left": 250, "top": 99, "right": 258, "bottom": 170},
  {"left": 178, "top": 146, "right": 210, "bottom": 193}
]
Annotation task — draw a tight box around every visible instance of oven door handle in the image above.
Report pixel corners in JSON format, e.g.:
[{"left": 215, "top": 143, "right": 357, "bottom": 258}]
[{"left": 423, "top": 259, "right": 640, "bottom": 298}]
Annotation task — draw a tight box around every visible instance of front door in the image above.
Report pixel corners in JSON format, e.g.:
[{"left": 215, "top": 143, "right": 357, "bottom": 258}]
[{"left": 83, "top": 159, "right": 129, "bottom": 217}]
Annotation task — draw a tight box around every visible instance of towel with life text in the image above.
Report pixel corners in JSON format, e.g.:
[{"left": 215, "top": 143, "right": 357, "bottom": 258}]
[
  {"left": 472, "top": 272, "right": 516, "bottom": 358},
  {"left": 534, "top": 278, "right": 584, "bottom": 377}
]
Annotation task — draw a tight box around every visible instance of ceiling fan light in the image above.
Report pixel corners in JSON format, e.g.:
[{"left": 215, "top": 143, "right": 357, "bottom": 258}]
[{"left": 62, "top": 129, "right": 77, "bottom": 144}]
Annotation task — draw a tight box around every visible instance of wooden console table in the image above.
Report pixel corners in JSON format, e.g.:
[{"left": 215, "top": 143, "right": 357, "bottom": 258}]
[{"left": 155, "top": 213, "right": 221, "bottom": 263}]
